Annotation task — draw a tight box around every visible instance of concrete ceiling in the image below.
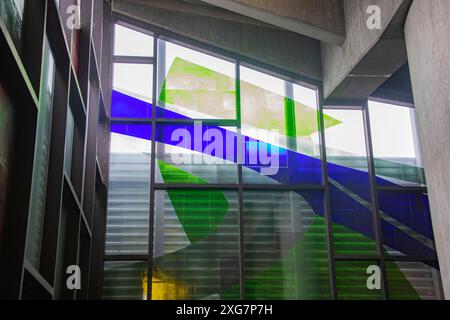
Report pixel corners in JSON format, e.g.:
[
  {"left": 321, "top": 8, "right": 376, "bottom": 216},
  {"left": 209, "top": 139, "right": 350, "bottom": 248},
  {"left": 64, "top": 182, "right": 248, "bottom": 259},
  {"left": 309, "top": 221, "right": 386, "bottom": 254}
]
[
  {"left": 197, "top": 0, "right": 346, "bottom": 45},
  {"left": 111, "top": 0, "right": 413, "bottom": 103}
]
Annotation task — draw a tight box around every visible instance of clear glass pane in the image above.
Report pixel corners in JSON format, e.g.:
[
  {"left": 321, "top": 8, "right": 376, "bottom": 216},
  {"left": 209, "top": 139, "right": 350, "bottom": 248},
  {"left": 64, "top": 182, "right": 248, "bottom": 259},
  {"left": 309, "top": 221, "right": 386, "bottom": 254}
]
[
  {"left": 243, "top": 191, "right": 329, "bottom": 300},
  {"left": 386, "top": 261, "right": 443, "bottom": 300},
  {"left": 324, "top": 110, "right": 376, "bottom": 255},
  {"left": 369, "top": 101, "right": 426, "bottom": 187},
  {"left": 103, "top": 261, "right": 147, "bottom": 300},
  {"left": 157, "top": 39, "right": 236, "bottom": 119},
  {"left": 114, "top": 24, "right": 153, "bottom": 57},
  {"left": 105, "top": 124, "right": 152, "bottom": 255},
  {"left": 113, "top": 63, "right": 153, "bottom": 103},
  {"left": 152, "top": 190, "right": 239, "bottom": 300}
]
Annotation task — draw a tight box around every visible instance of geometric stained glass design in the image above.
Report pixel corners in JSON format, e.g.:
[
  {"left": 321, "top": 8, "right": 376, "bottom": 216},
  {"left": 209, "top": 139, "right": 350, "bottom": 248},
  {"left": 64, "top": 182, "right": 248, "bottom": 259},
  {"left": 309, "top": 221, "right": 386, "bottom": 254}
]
[{"left": 105, "top": 27, "right": 441, "bottom": 300}]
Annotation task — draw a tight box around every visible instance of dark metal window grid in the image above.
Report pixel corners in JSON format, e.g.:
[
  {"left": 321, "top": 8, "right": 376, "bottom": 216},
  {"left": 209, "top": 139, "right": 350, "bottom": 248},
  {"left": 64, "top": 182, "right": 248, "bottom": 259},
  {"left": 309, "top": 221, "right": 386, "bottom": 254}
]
[{"left": 104, "top": 13, "right": 442, "bottom": 301}]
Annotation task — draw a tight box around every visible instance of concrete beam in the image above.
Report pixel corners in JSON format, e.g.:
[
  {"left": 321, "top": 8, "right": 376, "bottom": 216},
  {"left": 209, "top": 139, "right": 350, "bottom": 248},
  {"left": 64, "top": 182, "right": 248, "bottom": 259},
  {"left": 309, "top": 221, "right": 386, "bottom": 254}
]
[
  {"left": 112, "top": 0, "right": 323, "bottom": 81},
  {"left": 123, "top": 0, "right": 281, "bottom": 30},
  {"left": 405, "top": 0, "right": 450, "bottom": 299},
  {"left": 199, "top": 0, "right": 346, "bottom": 45},
  {"left": 322, "top": 0, "right": 409, "bottom": 102}
]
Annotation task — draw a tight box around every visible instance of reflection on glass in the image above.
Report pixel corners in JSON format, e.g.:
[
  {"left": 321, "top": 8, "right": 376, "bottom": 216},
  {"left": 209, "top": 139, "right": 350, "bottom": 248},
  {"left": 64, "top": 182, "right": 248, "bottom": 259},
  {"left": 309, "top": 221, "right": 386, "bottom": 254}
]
[
  {"left": 386, "top": 261, "right": 443, "bottom": 300},
  {"left": 64, "top": 108, "right": 74, "bottom": 177},
  {"left": 25, "top": 37, "right": 55, "bottom": 268},
  {"left": 324, "top": 110, "right": 376, "bottom": 255},
  {"left": 369, "top": 101, "right": 425, "bottom": 186},
  {"left": 242, "top": 191, "right": 329, "bottom": 300},
  {"left": 0, "top": 0, "right": 26, "bottom": 50},
  {"left": 105, "top": 126, "right": 152, "bottom": 255},
  {"left": 335, "top": 260, "right": 383, "bottom": 300},
  {"left": 113, "top": 63, "right": 153, "bottom": 103},
  {"left": 114, "top": 24, "right": 153, "bottom": 57},
  {"left": 157, "top": 40, "right": 236, "bottom": 119},
  {"left": 152, "top": 191, "right": 239, "bottom": 300},
  {"left": 103, "top": 261, "right": 147, "bottom": 300}
]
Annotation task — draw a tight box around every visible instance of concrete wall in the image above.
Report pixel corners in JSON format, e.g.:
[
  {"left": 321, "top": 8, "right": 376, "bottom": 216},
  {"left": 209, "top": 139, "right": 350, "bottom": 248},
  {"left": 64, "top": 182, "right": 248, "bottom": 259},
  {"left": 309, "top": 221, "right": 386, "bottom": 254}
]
[
  {"left": 200, "top": 0, "right": 346, "bottom": 44},
  {"left": 322, "top": 0, "right": 404, "bottom": 99},
  {"left": 113, "top": 0, "right": 323, "bottom": 81},
  {"left": 405, "top": 0, "right": 450, "bottom": 299}
]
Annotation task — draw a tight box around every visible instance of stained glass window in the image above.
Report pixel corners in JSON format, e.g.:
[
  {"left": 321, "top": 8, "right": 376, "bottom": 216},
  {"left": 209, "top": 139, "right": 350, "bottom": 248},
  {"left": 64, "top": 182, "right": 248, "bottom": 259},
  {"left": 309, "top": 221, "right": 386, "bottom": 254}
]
[{"left": 104, "top": 23, "right": 442, "bottom": 300}]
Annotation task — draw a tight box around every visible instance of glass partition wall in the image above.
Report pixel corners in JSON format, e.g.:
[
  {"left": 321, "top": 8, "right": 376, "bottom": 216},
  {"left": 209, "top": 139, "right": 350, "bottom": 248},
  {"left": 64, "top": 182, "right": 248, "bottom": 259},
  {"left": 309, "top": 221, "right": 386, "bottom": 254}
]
[{"left": 103, "top": 21, "right": 443, "bottom": 300}]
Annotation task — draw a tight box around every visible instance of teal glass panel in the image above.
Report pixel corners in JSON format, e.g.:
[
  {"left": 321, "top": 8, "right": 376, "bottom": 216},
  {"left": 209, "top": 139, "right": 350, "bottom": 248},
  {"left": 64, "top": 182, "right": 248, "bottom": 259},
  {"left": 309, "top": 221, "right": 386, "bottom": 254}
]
[
  {"left": 25, "top": 37, "right": 55, "bottom": 268},
  {"left": 0, "top": 0, "right": 26, "bottom": 50}
]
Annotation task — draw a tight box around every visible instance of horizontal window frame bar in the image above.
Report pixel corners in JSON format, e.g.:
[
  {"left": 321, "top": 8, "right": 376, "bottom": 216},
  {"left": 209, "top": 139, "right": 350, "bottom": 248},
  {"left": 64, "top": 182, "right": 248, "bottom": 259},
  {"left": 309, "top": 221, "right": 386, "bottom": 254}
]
[
  {"left": 323, "top": 104, "right": 364, "bottom": 110},
  {"left": 111, "top": 118, "right": 239, "bottom": 126},
  {"left": 104, "top": 255, "right": 149, "bottom": 262},
  {"left": 334, "top": 254, "right": 439, "bottom": 263},
  {"left": 113, "top": 55, "right": 154, "bottom": 64},
  {"left": 376, "top": 185, "right": 428, "bottom": 193},
  {"left": 154, "top": 183, "right": 324, "bottom": 191},
  {"left": 112, "top": 12, "right": 322, "bottom": 89}
]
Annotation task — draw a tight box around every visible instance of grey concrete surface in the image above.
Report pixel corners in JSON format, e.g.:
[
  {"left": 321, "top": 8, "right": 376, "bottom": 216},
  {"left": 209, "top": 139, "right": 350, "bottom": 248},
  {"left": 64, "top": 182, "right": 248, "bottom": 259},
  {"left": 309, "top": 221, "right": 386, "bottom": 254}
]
[
  {"left": 198, "top": 0, "right": 346, "bottom": 45},
  {"left": 321, "top": 0, "right": 405, "bottom": 100},
  {"left": 112, "top": 0, "right": 323, "bottom": 81},
  {"left": 405, "top": 0, "right": 450, "bottom": 299}
]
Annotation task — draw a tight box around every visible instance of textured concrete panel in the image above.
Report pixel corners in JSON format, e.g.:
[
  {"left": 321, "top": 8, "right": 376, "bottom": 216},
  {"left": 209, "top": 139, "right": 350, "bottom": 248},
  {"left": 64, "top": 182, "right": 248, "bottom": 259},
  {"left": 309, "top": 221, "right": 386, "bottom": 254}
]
[
  {"left": 199, "top": 0, "right": 346, "bottom": 44},
  {"left": 113, "top": 0, "right": 322, "bottom": 80},
  {"left": 322, "top": 0, "right": 405, "bottom": 99},
  {"left": 405, "top": 0, "right": 450, "bottom": 299}
]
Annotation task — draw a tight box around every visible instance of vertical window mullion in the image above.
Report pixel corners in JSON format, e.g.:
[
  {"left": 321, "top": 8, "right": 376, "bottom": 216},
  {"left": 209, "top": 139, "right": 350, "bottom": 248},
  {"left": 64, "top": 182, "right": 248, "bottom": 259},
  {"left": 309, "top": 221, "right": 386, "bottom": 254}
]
[
  {"left": 362, "top": 100, "right": 389, "bottom": 300},
  {"left": 147, "top": 34, "right": 158, "bottom": 301},
  {"left": 236, "top": 60, "right": 245, "bottom": 300},
  {"left": 317, "top": 89, "right": 337, "bottom": 300}
]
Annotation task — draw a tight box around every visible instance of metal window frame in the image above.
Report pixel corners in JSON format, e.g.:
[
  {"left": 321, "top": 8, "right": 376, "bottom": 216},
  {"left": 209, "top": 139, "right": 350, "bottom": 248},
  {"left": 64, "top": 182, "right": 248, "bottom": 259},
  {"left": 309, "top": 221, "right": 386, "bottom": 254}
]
[{"left": 102, "top": 12, "right": 441, "bottom": 301}]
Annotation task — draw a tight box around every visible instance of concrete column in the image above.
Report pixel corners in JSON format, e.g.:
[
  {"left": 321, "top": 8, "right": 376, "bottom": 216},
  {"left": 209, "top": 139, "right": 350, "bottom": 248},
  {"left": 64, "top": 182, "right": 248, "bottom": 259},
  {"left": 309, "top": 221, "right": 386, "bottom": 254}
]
[{"left": 404, "top": 0, "right": 450, "bottom": 299}]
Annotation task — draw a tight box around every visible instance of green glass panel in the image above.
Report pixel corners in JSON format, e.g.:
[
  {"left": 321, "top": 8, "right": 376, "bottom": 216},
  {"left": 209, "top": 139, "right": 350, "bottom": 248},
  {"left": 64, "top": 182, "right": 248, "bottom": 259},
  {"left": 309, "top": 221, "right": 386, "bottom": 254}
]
[
  {"left": 240, "top": 191, "right": 329, "bottom": 300},
  {"left": 158, "top": 40, "right": 236, "bottom": 119},
  {"left": 335, "top": 260, "right": 383, "bottom": 300},
  {"left": 386, "top": 261, "right": 442, "bottom": 300},
  {"left": 153, "top": 190, "right": 239, "bottom": 300}
]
